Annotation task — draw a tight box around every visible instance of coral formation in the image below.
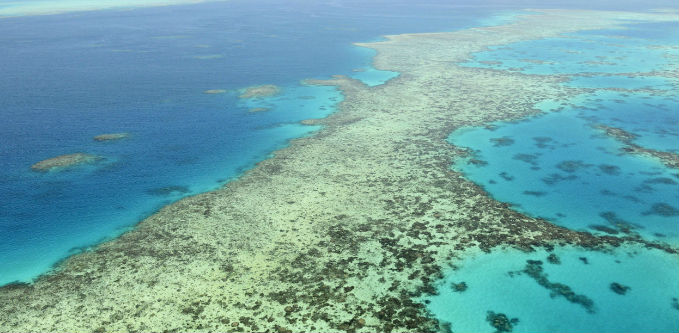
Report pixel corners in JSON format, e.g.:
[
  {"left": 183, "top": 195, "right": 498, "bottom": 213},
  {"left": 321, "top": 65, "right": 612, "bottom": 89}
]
[
  {"left": 2, "top": 9, "right": 677, "bottom": 332},
  {"left": 239, "top": 85, "right": 280, "bottom": 99},
  {"left": 30, "top": 153, "right": 100, "bottom": 172},
  {"left": 486, "top": 311, "right": 519, "bottom": 333},
  {"left": 93, "top": 133, "right": 129, "bottom": 141},
  {"left": 610, "top": 282, "right": 630, "bottom": 295}
]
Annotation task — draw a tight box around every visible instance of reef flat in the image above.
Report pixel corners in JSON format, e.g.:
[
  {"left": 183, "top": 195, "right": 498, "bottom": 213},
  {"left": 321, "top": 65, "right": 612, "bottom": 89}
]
[
  {"left": 30, "top": 153, "right": 100, "bottom": 172},
  {"left": 1, "top": 9, "right": 676, "bottom": 332}
]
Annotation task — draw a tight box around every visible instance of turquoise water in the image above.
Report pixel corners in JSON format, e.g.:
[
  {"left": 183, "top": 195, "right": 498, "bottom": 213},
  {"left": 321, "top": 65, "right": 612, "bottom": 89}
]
[
  {"left": 1, "top": 0, "right": 568, "bottom": 286},
  {"left": 348, "top": 47, "right": 400, "bottom": 87},
  {"left": 451, "top": 95, "right": 679, "bottom": 241},
  {"left": 566, "top": 75, "right": 677, "bottom": 90},
  {"left": 461, "top": 22, "right": 679, "bottom": 75},
  {"left": 432, "top": 16, "right": 679, "bottom": 332},
  {"left": 1, "top": 0, "right": 678, "bottom": 331},
  {"left": 426, "top": 245, "right": 679, "bottom": 333}
]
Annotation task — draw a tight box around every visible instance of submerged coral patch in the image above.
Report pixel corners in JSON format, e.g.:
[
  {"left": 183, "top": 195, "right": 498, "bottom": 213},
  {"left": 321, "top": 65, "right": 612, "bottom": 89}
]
[
  {"left": 451, "top": 282, "right": 467, "bottom": 292},
  {"left": 490, "top": 136, "right": 515, "bottom": 147},
  {"left": 643, "top": 203, "right": 679, "bottom": 217},
  {"left": 598, "top": 164, "right": 620, "bottom": 175},
  {"left": 517, "top": 259, "right": 596, "bottom": 313},
  {"left": 556, "top": 160, "right": 591, "bottom": 173},
  {"left": 610, "top": 282, "right": 630, "bottom": 295},
  {"left": 486, "top": 311, "right": 519, "bottom": 333},
  {"left": 146, "top": 185, "right": 190, "bottom": 196}
]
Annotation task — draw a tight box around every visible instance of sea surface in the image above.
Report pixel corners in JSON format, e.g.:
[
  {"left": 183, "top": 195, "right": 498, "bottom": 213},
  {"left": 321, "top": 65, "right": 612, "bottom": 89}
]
[
  {"left": 0, "top": 0, "right": 565, "bottom": 287},
  {"left": 430, "top": 21, "right": 679, "bottom": 332},
  {"left": 1, "top": 0, "right": 678, "bottom": 332}
]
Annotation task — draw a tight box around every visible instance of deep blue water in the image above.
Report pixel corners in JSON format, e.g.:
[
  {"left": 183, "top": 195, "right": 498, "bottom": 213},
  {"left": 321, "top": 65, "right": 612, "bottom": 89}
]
[{"left": 0, "top": 0, "right": 600, "bottom": 286}]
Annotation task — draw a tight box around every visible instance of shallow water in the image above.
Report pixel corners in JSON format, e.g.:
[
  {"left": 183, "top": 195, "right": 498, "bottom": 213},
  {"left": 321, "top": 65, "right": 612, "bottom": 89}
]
[
  {"left": 450, "top": 93, "right": 679, "bottom": 242},
  {"left": 565, "top": 75, "right": 677, "bottom": 90},
  {"left": 1, "top": 1, "right": 678, "bottom": 331},
  {"left": 435, "top": 16, "right": 679, "bottom": 331},
  {"left": 448, "top": 22, "right": 679, "bottom": 242},
  {"left": 426, "top": 245, "right": 679, "bottom": 333},
  {"left": 461, "top": 22, "right": 679, "bottom": 75},
  {"left": 0, "top": 0, "right": 556, "bottom": 286}
]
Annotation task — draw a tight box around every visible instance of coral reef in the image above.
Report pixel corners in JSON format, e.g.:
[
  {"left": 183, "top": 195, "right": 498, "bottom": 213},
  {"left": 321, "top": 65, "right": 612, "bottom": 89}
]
[
  {"left": 30, "top": 153, "right": 100, "bottom": 172},
  {"left": 516, "top": 259, "right": 596, "bottom": 313},
  {"left": 239, "top": 84, "right": 280, "bottom": 99},
  {"left": 2, "top": 9, "right": 677, "bottom": 333},
  {"left": 486, "top": 311, "right": 519, "bottom": 333},
  {"left": 248, "top": 107, "right": 271, "bottom": 113},
  {"left": 451, "top": 282, "right": 467, "bottom": 292},
  {"left": 93, "top": 133, "right": 129, "bottom": 141},
  {"left": 610, "top": 282, "right": 630, "bottom": 295}
]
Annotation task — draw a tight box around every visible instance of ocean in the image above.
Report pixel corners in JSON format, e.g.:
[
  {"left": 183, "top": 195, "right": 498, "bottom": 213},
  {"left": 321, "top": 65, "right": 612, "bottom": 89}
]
[
  {"left": 0, "top": 0, "right": 549, "bottom": 287},
  {"left": 0, "top": 0, "right": 677, "bottom": 332},
  {"left": 429, "top": 21, "right": 679, "bottom": 332}
]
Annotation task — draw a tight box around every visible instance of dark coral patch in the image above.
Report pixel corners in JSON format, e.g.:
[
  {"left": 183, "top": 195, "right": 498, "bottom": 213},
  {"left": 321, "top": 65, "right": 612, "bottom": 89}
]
[
  {"left": 589, "top": 225, "right": 619, "bottom": 235},
  {"left": 499, "top": 172, "right": 515, "bottom": 181},
  {"left": 598, "top": 164, "right": 620, "bottom": 176},
  {"left": 490, "top": 136, "right": 515, "bottom": 147},
  {"left": 523, "top": 191, "right": 547, "bottom": 197},
  {"left": 146, "top": 185, "right": 190, "bottom": 196},
  {"left": 610, "top": 282, "right": 630, "bottom": 295},
  {"left": 533, "top": 136, "right": 555, "bottom": 149},
  {"left": 556, "top": 160, "right": 591, "bottom": 173},
  {"left": 486, "top": 311, "right": 519, "bottom": 333},
  {"left": 644, "top": 177, "right": 677, "bottom": 185},
  {"left": 519, "top": 260, "right": 595, "bottom": 312},
  {"left": 542, "top": 173, "right": 578, "bottom": 185},
  {"left": 643, "top": 203, "right": 679, "bottom": 217},
  {"left": 546, "top": 253, "right": 561, "bottom": 264},
  {"left": 513, "top": 153, "right": 539, "bottom": 165},
  {"left": 451, "top": 282, "right": 467, "bottom": 292}
]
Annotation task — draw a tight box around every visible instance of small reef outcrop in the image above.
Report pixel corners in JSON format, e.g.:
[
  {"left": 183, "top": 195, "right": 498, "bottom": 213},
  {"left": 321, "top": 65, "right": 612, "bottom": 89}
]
[
  {"left": 238, "top": 84, "right": 280, "bottom": 99},
  {"left": 31, "top": 153, "right": 101, "bottom": 172},
  {"left": 486, "top": 311, "right": 519, "bottom": 333},
  {"left": 93, "top": 133, "right": 129, "bottom": 141},
  {"left": 610, "top": 282, "right": 630, "bottom": 295},
  {"left": 248, "top": 107, "right": 271, "bottom": 113},
  {"left": 203, "top": 89, "right": 227, "bottom": 94}
]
